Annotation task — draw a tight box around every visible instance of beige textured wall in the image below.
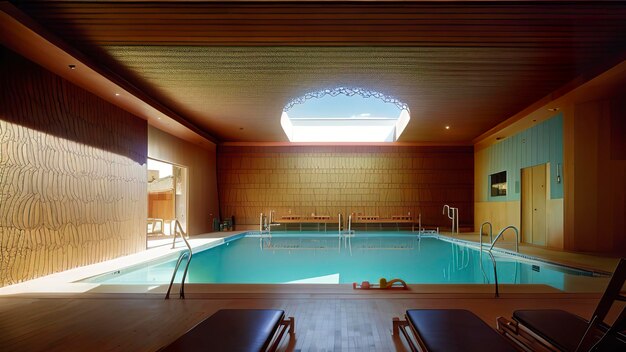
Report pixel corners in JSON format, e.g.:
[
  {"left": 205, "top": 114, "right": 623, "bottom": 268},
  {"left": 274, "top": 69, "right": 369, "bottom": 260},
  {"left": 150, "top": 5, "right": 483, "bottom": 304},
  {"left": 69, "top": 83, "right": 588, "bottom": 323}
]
[
  {"left": 148, "top": 126, "right": 219, "bottom": 235},
  {"left": 218, "top": 145, "right": 474, "bottom": 229},
  {"left": 0, "top": 48, "right": 147, "bottom": 287}
]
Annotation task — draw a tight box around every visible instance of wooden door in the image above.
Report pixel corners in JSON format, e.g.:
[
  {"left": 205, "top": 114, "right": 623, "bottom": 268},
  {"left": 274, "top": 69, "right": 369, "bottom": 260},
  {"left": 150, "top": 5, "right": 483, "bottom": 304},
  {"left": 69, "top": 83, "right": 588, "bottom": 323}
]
[
  {"left": 521, "top": 164, "right": 547, "bottom": 246},
  {"left": 531, "top": 164, "right": 547, "bottom": 246},
  {"left": 521, "top": 167, "right": 533, "bottom": 243}
]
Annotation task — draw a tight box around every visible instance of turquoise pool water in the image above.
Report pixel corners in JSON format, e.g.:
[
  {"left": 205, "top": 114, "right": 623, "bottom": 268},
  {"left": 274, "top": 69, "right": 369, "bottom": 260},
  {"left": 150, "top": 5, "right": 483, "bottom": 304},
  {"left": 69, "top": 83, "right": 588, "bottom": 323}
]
[{"left": 82, "top": 233, "right": 599, "bottom": 290}]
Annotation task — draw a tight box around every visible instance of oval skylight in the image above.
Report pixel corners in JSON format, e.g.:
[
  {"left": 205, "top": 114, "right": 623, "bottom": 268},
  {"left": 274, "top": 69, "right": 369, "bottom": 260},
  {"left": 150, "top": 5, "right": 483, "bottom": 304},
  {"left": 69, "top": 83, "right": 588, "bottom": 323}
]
[{"left": 281, "top": 87, "right": 410, "bottom": 142}]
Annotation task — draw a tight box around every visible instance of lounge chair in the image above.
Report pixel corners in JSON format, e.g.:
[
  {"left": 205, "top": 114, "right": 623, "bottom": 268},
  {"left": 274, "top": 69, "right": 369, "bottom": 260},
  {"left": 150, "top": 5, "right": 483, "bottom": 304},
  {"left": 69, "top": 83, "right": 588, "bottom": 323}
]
[
  {"left": 497, "top": 258, "right": 626, "bottom": 352},
  {"left": 393, "top": 309, "right": 519, "bottom": 351},
  {"left": 159, "top": 309, "right": 294, "bottom": 352}
]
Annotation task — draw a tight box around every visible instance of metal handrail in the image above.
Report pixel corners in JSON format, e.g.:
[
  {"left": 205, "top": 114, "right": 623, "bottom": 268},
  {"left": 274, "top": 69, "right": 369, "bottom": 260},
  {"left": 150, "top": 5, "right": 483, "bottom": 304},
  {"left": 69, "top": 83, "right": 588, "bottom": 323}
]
[
  {"left": 344, "top": 214, "right": 354, "bottom": 249},
  {"left": 442, "top": 205, "right": 459, "bottom": 234},
  {"left": 482, "top": 249, "right": 500, "bottom": 297},
  {"left": 480, "top": 223, "right": 518, "bottom": 297},
  {"left": 165, "top": 220, "right": 193, "bottom": 299},
  {"left": 479, "top": 221, "right": 493, "bottom": 249},
  {"left": 417, "top": 213, "right": 421, "bottom": 240},
  {"left": 338, "top": 213, "right": 342, "bottom": 235},
  {"left": 489, "top": 225, "right": 519, "bottom": 253},
  {"left": 443, "top": 205, "right": 452, "bottom": 232},
  {"left": 348, "top": 214, "right": 352, "bottom": 234}
]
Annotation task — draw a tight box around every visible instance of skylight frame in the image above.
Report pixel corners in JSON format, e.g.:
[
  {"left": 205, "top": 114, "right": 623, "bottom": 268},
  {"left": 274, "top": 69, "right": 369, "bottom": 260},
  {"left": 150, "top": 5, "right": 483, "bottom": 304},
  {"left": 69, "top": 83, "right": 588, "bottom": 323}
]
[{"left": 281, "top": 87, "right": 410, "bottom": 143}]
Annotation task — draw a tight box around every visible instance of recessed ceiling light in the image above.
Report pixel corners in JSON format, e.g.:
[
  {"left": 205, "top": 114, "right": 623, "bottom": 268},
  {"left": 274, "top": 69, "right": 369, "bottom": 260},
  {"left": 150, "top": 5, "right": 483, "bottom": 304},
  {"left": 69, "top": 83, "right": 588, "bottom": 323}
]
[
  {"left": 547, "top": 107, "right": 560, "bottom": 112},
  {"left": 445, "top": 125, "right": 450, "bottom": 130},
  {"left": 157, "top": 117, "right": 161, "bottom": 120},
  {"left": 115, "top": 93, "right": 120, "bottom": 96},
  {"left": 68, "top": 64, "right": 76, "bottom": 70}
]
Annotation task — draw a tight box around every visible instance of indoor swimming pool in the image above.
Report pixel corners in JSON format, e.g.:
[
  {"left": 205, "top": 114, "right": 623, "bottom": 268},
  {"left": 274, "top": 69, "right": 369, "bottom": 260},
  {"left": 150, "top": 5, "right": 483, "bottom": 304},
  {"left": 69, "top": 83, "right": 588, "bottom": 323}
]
[{"left": 82, "top": 232, "right": 602, "bottom": 290}]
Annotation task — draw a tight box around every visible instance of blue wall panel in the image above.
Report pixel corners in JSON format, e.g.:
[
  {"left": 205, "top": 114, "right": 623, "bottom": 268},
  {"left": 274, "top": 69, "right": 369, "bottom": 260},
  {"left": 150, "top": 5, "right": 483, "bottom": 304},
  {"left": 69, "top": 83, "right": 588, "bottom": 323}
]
[{"left": 485, "top": 113, "right": 563, "bottom": 202}]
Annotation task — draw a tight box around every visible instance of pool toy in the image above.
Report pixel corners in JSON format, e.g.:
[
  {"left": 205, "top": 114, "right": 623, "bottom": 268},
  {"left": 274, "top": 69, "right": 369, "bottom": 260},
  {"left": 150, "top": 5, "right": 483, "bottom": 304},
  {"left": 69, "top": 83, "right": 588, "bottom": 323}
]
[{"left": 353, "top": 278, "right": 408, "bottom": 290}]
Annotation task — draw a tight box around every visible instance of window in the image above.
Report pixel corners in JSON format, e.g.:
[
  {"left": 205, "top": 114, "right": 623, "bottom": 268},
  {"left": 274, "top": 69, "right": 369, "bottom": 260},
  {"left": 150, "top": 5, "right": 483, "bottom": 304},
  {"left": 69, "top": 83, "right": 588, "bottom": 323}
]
[
  {"left": 281, "top": 87, "right": 410, "bottom": 142},
  {"left": 490, "top": 171, "right": 507, "bottom": 197}
]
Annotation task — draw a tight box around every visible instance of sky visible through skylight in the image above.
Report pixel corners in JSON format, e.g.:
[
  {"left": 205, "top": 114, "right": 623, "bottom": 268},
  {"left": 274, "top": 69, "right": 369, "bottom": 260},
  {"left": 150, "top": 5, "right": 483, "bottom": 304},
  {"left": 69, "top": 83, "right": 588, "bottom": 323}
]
[
  {"left": 286, "top": 94, "right": 402, "bottom": 119},
  {"left": 281, "top": 89, "right": 411, "bottom": 142}
]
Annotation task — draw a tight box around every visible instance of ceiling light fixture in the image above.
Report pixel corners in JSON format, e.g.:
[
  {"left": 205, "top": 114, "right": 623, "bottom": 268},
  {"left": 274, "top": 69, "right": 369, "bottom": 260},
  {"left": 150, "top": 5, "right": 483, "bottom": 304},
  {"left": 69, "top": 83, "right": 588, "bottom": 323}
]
[
  {"left": 445, "top": 125, "right": 450, "bottom": 130},
  {"left": 68, "top": 64, "right": 76, "bottom": 70}
]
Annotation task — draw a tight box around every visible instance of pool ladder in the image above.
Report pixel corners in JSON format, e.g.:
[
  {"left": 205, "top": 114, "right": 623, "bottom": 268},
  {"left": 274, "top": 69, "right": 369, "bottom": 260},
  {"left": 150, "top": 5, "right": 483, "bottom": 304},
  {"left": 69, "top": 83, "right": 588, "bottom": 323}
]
[
  {"left": 165, "top": 220, "right": 193, "bottom": 299},
  {"left": 480, "top": 223, "right": 519, "bottom": 253},
  {"left": 479, "top": 223, "right": 520, "bottom": 298},
  {"left": 443, "top": 205, "right": 459, "bottom": 234}
]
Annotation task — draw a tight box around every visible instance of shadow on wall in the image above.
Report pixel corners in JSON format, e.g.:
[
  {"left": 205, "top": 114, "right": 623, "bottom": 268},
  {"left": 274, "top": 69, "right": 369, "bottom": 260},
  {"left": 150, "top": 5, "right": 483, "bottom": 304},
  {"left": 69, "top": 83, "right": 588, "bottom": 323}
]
[
  {"left": 0, "top": 47, "right": 148, "bottom": 287},
  {"left": 0, "top": 47, "right": 147, "bottom": 163}
]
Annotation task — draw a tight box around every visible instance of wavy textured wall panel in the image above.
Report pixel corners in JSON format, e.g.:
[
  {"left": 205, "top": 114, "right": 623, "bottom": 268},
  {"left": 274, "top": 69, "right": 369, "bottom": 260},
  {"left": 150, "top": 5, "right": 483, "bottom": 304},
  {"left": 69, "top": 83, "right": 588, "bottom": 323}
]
[
  {"left": 0, "top": 48, "right": 147, "bottom": 287},
  {"left": 218, "top": 145, "right": 473, "bottom": 229}
]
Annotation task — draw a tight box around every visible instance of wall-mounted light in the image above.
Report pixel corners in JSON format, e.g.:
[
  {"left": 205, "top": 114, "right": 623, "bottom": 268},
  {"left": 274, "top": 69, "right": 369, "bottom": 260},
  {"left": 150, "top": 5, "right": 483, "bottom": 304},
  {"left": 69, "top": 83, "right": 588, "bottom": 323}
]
[{"left": 556, "top": 163, "right": 562, "bottom": 184}]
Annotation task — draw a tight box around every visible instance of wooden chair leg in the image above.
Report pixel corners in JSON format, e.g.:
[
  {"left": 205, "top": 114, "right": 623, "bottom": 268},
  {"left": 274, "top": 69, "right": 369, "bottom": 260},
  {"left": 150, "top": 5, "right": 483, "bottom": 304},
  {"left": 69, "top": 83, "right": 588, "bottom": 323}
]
[
  {"left": 392, "top": 317, "right": 400, "bottom": 335},
  {"left": 392, "top": 317, "right": 418, "bottom": 352},
  {"left": 287, "top": 316, "right": 295, "bottom": 335},
  {"left": 267, "top": 317, "right": 295, "bottom": 352},
  {"left": 496, "top": 317, "right": 554, "bottom": 352}
]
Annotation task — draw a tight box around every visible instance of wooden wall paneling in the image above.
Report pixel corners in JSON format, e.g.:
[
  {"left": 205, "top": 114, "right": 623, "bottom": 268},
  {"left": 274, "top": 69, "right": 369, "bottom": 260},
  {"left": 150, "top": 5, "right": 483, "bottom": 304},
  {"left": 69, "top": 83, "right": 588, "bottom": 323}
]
[
  {"left": 0, "top": 47, "right": 147, "bottom": 287},
  {"left": 477, "top": 61, "right": 626, "bottom": 255},
  {"left": 474, "top": 201, "right": 521, "bottom": 242},
  {"left": 547, "top": 199, "right": 564, "bottom": 249},
  {"left": 602, "top": 98, "right": 626, "bottom": 254},
  {"left": 569, "top": 95, "right": 626, "bottom": 255},
  {"left": 474, "top": 114, "right": 564, "bottom": 248},
  {"left": 572, "top": 101, "right": 601, "bottom": 251},
  {"left": 562, "top": 105, "right": 576, "bottom": 252},
  {"left": 217, "top": 146, "right": 473, "bottom": 230},
  {"left": 610, "top": 98, "right": 626, "bottom": 160},
  {"left": 147, "top": 126, "right": 219, "bottom": 236}
]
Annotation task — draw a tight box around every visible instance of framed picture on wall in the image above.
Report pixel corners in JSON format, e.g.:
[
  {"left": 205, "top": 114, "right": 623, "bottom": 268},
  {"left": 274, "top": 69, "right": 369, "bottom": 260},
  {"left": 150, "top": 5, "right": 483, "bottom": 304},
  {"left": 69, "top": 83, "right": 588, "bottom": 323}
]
[{"left": 490, "top": 171, "right": 507, "bottom": 197}]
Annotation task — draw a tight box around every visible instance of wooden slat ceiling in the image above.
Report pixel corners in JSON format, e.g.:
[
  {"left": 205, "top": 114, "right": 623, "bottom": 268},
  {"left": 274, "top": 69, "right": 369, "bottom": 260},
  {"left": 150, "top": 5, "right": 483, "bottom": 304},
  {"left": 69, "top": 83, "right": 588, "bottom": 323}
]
[{"left": 14, "top": 1, "right": 626, "bottom": 143}]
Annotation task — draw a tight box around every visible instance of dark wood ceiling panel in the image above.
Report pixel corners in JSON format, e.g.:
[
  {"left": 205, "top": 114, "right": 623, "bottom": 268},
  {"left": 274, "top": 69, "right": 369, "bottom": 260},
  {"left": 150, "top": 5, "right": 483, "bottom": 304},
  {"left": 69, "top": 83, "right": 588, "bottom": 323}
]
[
  {"left": 19, "top": 2, "right": 626, "bottom": 46},
  {"left": 14, "top": 1, "right": 626, "bottom": 143}
]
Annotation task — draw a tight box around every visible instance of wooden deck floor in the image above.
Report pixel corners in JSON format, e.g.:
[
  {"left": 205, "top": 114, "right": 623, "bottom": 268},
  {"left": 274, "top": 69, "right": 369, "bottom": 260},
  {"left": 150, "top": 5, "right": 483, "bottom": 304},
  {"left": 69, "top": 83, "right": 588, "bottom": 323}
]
[
  {"left": 0, "top": 291, "right": 606, "bottom": 352},
  {"left": 2, "top": 232, "right": 622, "bottom": 351}
]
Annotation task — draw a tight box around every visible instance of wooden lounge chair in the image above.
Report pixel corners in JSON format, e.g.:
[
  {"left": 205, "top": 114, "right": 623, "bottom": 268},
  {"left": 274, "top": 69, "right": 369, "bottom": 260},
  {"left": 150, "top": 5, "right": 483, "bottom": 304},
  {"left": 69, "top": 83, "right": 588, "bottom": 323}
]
[
  {"left": 497, "top": 258, "right": 626, "bottom": 352},
  {"left": 160, "top": 309, "right": 294, "bottom": 352},
  {"left": 393, "top": 309, "right": 519, "bottom": 351}
]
